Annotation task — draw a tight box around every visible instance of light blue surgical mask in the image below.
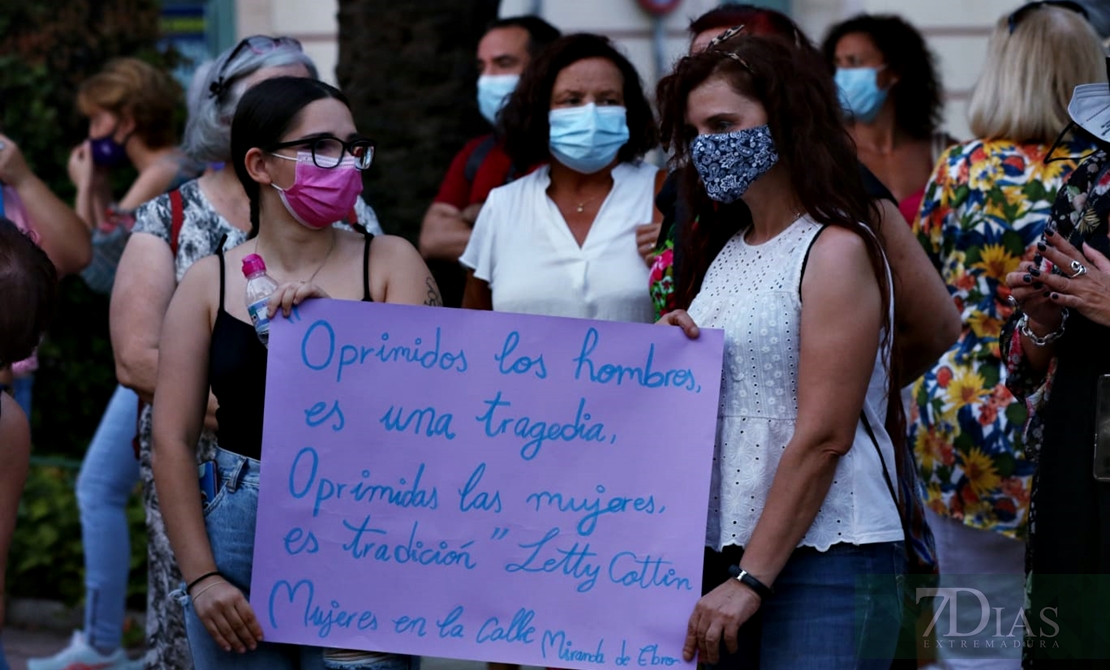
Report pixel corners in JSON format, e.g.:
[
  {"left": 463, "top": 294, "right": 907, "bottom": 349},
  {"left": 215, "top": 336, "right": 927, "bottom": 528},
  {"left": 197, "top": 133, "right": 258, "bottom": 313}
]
[
  {"left": 477, "top": 74, "right": 520, "bottom": 125},
  {"left": 834, "top": 67, "right": 889, "bottom": 124},
  {"left": 548, "top": 103, "right": 629, "bottom": 175}
]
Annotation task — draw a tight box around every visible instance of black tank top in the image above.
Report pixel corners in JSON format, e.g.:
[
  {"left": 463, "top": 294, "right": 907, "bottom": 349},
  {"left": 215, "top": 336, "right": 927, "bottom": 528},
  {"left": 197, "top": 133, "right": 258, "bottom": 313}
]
[{"left": 209, "top": 232, "right": 375, "bottom": 460}]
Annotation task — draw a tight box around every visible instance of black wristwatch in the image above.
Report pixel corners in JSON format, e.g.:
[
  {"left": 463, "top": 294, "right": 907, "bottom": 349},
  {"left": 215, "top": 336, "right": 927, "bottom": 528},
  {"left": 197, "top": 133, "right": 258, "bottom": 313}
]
[{"left": 727, "top": 564, "right": 774, "bottom": 600}]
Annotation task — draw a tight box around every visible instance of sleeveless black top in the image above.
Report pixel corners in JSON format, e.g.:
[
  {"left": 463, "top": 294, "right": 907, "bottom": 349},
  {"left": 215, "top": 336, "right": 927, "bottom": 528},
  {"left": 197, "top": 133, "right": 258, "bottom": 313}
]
[{"left": 209, "top": 233, "right": 374, "bottom": 460}]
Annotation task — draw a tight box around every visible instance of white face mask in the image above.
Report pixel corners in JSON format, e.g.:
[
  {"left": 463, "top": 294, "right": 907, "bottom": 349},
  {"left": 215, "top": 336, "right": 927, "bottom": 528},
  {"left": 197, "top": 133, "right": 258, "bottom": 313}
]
[{"left": 1069, "top": 83, "right": 1110, "bottom": 143}]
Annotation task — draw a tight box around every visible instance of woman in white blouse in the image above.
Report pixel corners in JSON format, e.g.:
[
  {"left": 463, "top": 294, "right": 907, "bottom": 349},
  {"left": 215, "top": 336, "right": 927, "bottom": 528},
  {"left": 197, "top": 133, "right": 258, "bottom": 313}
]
[
  {"left": 461, "top": 33, "right": 662, "bottom": 322},
  {"left": 657, "top": 31, "right": 906, "bottom": 668}
]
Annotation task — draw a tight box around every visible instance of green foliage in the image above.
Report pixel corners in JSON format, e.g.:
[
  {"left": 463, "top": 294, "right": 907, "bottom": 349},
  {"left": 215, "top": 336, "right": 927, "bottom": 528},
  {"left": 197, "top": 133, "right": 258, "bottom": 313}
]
[
  {"left": 9, "top": 462, "right": 147, "bottom": 610},
  {"left": 0, "top": 0, "right": 175, "bottom": 456},
  {"left": 0, "top": 0, "right": 177, "bottom": 608}
]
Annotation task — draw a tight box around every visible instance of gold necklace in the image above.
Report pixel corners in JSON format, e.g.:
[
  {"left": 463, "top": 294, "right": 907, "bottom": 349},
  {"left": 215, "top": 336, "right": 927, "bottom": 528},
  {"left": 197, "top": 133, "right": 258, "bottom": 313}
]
[{"left": 255, "top": 230, "right": 337, "bottom": 285}]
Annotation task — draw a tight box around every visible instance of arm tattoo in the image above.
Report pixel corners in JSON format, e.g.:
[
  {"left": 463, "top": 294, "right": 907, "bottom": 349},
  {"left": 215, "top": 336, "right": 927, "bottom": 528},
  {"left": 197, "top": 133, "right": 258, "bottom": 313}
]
[{"left": 424, "top": 276, "right": 443, "bottom": 307}]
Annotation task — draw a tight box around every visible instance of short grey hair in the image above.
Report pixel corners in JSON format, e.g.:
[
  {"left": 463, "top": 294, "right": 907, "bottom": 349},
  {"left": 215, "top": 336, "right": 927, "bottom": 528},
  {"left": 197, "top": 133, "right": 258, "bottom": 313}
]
[{"left": 182, "top": 38, "right": 319, "bottom": 164}]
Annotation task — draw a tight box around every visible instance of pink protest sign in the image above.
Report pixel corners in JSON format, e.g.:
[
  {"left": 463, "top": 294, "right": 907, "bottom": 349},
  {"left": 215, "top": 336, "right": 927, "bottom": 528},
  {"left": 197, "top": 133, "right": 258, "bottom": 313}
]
[{"left": 251, "top": 301, "right": 724, "bottom": 670}]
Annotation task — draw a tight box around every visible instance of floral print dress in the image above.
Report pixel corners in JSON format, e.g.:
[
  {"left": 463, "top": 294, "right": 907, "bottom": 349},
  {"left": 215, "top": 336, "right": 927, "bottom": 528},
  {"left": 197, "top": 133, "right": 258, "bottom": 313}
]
[{"left": 909, "top": 138, "right": 1094, "bottom": 540}]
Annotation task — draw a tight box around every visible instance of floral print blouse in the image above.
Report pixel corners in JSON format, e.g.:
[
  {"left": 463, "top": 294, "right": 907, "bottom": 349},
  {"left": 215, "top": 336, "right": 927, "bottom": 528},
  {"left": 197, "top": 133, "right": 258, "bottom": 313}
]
[
  {"left": 1005, "top": 150, "right": 1110, "bottom": 461},
  {"left": 909, "top": 138, "right": 1094, "bottom": 539}
]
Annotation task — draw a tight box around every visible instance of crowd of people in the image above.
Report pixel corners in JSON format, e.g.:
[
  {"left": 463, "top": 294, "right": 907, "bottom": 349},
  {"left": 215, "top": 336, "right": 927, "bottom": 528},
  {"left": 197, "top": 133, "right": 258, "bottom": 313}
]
[{"left": 2, "top": 2, "right": 1110, "bottom": 669}]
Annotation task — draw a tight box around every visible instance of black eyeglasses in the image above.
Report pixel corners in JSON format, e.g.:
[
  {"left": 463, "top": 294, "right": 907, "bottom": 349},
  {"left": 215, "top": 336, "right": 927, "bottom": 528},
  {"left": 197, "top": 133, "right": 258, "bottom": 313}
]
[
  {"left": 208, "top": 35, "right": 304, "bottom": 100},
  {"left": 1008, "top": 1, "right": 1089, "bottom": 34},
  {"left": 268, "top": 135, "right": 376, "bottom": 170}
]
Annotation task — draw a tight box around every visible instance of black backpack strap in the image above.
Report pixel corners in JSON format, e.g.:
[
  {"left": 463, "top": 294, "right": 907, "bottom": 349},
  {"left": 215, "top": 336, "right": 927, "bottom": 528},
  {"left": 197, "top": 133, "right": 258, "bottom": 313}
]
[
  {"left": 464, "top": 135, "right": 499, "bottom": 184},
  {"left": 861, "top": 411, "right": 901, "bottom": 515}
]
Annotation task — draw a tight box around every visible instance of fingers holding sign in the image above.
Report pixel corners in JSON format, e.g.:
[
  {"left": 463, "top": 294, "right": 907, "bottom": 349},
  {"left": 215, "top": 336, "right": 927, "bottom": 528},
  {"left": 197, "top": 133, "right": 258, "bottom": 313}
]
[{"left": 657, "top": 309, "right": 700, "bottom": 339}]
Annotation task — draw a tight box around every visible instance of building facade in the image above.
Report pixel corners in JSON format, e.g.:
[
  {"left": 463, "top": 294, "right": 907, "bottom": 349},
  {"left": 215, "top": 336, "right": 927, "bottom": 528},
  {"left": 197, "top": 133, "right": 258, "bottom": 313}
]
[{"left": 217, "top": 0, "right": 1042, "bottom": 142}]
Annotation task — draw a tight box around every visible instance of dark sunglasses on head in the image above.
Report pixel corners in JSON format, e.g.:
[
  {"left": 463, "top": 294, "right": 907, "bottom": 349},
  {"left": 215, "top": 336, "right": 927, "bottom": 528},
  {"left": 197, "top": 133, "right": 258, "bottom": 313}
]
[
  {"left": 208, "top": 35, "right": 304, "bottom": 100},
  {"left": 1008, "top": 0, "right": 1089, "bottom": 34}
]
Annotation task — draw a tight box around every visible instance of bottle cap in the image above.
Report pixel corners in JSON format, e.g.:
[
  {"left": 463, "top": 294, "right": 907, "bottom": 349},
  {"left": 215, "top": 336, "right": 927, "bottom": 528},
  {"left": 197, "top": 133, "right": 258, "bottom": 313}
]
[{"left": 242, "top": 253, "right": 267, "bottom": 277}]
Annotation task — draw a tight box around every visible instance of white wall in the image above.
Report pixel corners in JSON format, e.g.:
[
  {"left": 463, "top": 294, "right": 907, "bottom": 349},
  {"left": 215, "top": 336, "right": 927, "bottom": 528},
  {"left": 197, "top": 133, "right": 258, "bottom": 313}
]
[
  {"left": 235, "top": 0, "right": 1030, "bottom": 140},
  {"left": 501, "top": 0, "right": 1027, "bottom": 141},
  {"left": 236, "top": 0, "right": 341, "bottom": 86}
]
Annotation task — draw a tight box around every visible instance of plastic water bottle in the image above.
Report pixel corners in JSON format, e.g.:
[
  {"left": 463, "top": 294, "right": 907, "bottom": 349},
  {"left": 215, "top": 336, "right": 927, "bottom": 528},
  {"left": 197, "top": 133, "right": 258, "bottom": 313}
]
[{"left": 242, "top": 253, "right": 279, "bottom": 347}]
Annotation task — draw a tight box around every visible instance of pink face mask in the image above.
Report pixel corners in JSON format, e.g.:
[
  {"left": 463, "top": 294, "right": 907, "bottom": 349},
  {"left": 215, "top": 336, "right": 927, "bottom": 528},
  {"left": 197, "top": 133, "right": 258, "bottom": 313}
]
[{"left": 271, "top": 152, "right": 363, "bottom": 229}]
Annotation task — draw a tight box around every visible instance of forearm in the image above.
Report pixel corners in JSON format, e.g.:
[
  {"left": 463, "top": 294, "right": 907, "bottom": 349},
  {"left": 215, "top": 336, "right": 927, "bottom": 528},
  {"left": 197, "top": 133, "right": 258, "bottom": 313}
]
[
  {"left": 15, "top": 176, "right": 91, "bottom": 275},
  {"left": 419, "top": 210, "right": 473, "bottom": 261},
  {"left": 115, "top": 345, "right": 158, "bottom": 401},
  {"left": 152, "top": 440, "right": 218, "bottom": 581},
  {"left": 1016, "top": 316, "right": 1060, "bottom": 376},
  {"left": 733, "top": 443, "right": 843, "bottom": 585},
  {"left": 73, "top": 181, "right": 107, "bottom": 231}
]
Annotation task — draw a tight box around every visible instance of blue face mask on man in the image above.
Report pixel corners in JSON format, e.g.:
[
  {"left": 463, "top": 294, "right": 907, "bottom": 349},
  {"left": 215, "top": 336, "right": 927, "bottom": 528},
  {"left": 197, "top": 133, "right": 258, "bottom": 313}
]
[
  {"left": 834, "top": 67, "right": 889, "bottom": 124},
  {"left": 548, "top": 103, "right": 629, "bottom": 175},
  {"left": 477, "top": 74, "right": 520, "bottom": 125}
]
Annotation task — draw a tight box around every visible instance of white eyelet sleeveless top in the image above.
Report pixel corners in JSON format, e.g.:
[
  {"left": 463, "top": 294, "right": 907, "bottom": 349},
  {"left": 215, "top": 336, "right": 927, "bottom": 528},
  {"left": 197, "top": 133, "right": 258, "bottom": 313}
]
[{"left": 688, "top": 216, "right": 903, "bottom": 552}]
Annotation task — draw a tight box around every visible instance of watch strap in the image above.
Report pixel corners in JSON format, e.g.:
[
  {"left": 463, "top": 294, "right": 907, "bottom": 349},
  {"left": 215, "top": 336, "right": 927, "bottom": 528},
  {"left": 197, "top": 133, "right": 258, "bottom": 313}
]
[{"left": 727, "top": 564, "right": 774, "bottom": 600}]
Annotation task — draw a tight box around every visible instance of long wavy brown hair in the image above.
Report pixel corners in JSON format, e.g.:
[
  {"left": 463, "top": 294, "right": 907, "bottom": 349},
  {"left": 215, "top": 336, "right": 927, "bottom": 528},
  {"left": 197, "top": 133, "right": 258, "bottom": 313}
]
[{"left": 657, "top": 33, "right": 904, "bottom": 443}]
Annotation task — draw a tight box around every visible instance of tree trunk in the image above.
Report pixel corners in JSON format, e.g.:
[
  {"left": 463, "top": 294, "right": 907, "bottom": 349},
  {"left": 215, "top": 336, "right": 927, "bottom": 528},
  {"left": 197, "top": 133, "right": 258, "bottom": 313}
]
[{"left": 337, "top": 0, "right": 501, "bottom": 243}]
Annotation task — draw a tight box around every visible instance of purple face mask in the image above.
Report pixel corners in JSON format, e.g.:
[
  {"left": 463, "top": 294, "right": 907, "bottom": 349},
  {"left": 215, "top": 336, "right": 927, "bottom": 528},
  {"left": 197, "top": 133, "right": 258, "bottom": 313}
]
[
  {"left": 271, "top": 152, "right": 363, "bottom": 229},
  {"left": 90, "top": 127, "right": 130, "bottom": 168}
]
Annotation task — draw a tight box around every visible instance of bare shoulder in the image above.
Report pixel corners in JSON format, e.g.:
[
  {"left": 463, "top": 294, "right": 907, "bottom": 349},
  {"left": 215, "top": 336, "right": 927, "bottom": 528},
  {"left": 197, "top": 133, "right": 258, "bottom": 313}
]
[
  {"left": 176, "top": 253, "right": 221, "bottom": 300},
  {"left": 369, "top": 233, "right": 421, "bottom": 258},
  {"left": 809, "top": 225, "right": 871, "bottom": 264}
]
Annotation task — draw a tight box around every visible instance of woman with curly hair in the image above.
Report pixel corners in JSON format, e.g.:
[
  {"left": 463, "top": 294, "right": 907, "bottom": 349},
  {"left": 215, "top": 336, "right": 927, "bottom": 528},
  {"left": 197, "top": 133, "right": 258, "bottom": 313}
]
[
  {"left": 822, "top": 14, "right": 957, "bottom": 223},
  {"left": 461, "top": 33, "right": 662, "bottom": 323},
  {"left": 657, "top": 29, "right": 905, "bottom": 666}
]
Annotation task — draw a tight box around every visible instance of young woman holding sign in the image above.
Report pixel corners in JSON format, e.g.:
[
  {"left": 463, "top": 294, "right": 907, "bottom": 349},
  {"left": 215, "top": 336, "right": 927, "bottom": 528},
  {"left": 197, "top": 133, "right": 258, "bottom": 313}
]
[
  {"left": 656, "top": 31, "right": 905, "bottom": 666},
  {"left": 151, "top": 76, "right": 439, "bottom": 670}
]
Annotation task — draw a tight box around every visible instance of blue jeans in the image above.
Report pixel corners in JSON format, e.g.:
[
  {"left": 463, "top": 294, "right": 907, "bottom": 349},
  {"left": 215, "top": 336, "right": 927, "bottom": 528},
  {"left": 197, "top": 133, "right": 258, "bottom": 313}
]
[
  {"left": 0, "top": 636, "right": 10, "bottom": 670},
  {"left": 76, "top": 384, "right": 140, "bottom": 654},
  {"left": 703, "top": 542, "right": 905, "bottom": 669},
  {"left": 180, "top": 448, "right": 417, "bottom": 670}
]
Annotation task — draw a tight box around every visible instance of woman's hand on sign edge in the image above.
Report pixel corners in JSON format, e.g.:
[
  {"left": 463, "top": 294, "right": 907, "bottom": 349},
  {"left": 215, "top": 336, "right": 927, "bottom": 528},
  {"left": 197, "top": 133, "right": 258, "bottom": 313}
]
[
  {"left": 193, "top": 579, "right": 263, "bottom": 653},
  {"left": 683, "top": 578, "right": 761, "bottom": 664},
  {"left": 268, "top": 281, "right": 330, "bottom": 319},
  {"left": 656, "top": 309, "right": 699, "bottom": 339}
]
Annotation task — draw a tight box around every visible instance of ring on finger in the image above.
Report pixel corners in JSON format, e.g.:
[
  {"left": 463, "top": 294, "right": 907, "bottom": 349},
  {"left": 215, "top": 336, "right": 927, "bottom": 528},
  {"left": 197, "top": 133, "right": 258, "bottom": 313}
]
[
  {"left": 1008, "top": 295, "right": 1021, "bottom": 309},
  {"left": 1070, "top": 260, "right": 1088, "bottom": 278}
]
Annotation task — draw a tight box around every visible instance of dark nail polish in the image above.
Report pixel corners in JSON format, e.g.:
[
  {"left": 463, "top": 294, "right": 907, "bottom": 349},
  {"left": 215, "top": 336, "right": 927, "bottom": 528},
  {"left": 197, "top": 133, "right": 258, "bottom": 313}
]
[
  {"left": 1030, "top": 268, "right": 1041, "bottom": 277},
  {"left": 1051, "top": 293, "right": 1059, "bottom": 300},
  {"left": 1034, "top": 254, "right": 1043, "bottom": 264},
  {"left": 1045, "top": 228, "right": 1055, "bottom": 237},
  {"left": 1024, "top": 274, "right": 1032, "bottom": 283},
  {"left": 1037, "top": 242, "right": 1047, "bottom": 252},
  {"left": 1033, "top": 281, "right": 1044, "bottom": 289}
]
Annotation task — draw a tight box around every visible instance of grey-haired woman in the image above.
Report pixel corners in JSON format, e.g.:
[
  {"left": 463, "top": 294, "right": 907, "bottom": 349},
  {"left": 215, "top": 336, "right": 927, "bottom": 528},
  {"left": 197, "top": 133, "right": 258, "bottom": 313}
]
[{"left": 108, "top": 36, "right": 381, "bottom": 670}]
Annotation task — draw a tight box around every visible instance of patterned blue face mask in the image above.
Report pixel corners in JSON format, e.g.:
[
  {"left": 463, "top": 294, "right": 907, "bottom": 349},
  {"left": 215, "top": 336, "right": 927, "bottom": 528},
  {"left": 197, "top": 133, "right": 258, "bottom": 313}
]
[{"left": 691, "top": 125, "right": 779, "bottom": 203}]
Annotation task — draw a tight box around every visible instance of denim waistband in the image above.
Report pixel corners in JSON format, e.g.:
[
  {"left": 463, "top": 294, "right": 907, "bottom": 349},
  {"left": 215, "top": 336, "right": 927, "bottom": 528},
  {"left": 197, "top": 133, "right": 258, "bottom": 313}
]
[{"left": 214, "top": 446, "right": 261, "bottom": 491}]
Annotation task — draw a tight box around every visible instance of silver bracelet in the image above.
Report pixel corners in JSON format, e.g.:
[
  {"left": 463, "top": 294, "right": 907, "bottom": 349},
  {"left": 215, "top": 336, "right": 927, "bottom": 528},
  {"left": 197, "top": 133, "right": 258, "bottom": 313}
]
[
  {"left": 191, "top": 579, "right": 228, "bottom": 602},
  {"left": 1019, "top": 309, "right": 1068, "bottom": 347}
]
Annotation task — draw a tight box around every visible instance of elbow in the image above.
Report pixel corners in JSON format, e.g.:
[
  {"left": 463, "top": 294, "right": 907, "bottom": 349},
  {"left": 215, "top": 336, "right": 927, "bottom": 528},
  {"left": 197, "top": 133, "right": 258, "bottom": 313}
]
[{"left": 114, "top": 352, "right": 154, "bottom": 403}]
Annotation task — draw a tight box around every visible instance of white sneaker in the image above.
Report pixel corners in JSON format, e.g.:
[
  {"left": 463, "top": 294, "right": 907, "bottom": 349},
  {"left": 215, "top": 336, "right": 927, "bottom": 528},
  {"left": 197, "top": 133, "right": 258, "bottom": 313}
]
[{"left": 27, "top": 630, "right": 132, "bottom": 670}]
